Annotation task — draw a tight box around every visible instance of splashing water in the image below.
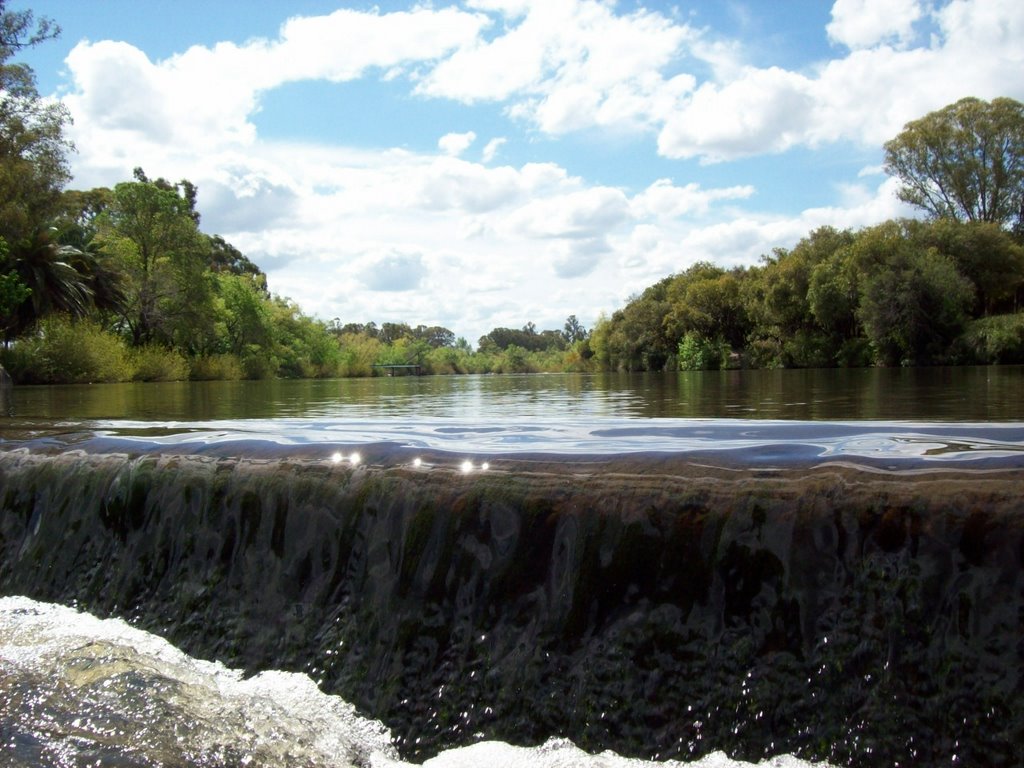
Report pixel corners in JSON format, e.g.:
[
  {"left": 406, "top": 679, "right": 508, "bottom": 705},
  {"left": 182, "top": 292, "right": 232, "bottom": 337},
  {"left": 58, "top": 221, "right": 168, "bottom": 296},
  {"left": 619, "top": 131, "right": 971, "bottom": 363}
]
[{"left": 1, "top": 597, "right": 833, "bottom": 768}]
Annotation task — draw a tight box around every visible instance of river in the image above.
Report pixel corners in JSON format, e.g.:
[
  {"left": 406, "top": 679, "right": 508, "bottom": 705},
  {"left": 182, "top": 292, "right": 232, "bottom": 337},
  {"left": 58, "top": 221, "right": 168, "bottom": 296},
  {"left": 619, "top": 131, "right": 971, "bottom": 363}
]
[{"left": 1, "top": 368, "right": 1023, "bottom": 767}]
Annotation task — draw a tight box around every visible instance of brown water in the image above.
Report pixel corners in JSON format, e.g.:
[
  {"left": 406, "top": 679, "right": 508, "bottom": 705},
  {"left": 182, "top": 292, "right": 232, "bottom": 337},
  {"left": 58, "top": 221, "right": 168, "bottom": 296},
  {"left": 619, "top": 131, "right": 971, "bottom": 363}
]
[{"left": 3, "top": 366, "right": 1023, "bottom": 422}]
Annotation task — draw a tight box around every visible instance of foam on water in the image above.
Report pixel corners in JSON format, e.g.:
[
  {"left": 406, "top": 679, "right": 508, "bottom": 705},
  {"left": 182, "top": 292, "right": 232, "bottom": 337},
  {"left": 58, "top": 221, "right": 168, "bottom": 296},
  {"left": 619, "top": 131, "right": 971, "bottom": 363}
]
[{"left": 1, "top": 596, "right": 834, "bottom": 768}]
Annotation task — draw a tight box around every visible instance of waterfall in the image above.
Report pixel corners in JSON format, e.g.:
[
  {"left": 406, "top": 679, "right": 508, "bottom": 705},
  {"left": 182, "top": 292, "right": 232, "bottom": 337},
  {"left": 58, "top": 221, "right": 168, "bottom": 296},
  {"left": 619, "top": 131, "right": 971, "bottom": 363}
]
[{"left": 2, "top": 445, "right": 1021, "bottom": 766}]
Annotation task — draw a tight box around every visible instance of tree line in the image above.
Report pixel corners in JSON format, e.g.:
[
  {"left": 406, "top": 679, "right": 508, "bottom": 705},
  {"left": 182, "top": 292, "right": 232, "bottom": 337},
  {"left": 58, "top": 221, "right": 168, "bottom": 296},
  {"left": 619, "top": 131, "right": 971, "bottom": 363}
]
[
  {"left": 590, "top": 218, "right": 1024, "bottom": 372},
  {"left": 1, "top": 4, "right": 1022, "bottom": 383},
  {"left": 591, "top": 95, "right": 1024, "bottom": 371}
]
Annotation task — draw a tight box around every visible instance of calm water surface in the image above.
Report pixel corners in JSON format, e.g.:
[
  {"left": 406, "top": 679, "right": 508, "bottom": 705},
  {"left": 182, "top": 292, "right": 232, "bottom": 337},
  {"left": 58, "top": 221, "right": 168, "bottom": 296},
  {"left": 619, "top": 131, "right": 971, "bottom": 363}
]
[
  {"left": 3, "top": 367, "right": 1023, "bottom": 464},
  {"left": 5, "top": 366, "right": 1024, "bottom": 421}
]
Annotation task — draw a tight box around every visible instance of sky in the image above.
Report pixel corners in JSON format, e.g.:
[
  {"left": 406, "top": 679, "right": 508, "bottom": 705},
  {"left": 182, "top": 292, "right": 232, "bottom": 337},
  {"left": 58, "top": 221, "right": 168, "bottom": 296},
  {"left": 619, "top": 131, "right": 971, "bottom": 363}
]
[{"left": 16, "top": 0, "right": 1024, "bottom": 344}]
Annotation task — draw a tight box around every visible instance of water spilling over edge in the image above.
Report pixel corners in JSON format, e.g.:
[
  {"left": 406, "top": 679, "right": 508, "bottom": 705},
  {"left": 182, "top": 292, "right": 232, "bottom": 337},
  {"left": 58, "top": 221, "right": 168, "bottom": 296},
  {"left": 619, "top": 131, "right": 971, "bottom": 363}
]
[
  {"left": 5, "top": 416, "right": 1024, "bottom": 469},
  {"left": 1, "top": 596, "right": 833, "bottom": 768}
]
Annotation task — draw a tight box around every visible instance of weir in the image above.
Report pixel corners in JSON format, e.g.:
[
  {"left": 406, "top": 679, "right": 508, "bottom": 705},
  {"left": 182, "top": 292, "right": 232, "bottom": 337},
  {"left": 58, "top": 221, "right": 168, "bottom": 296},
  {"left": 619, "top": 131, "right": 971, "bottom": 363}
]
[{"left": 1, "top": 443, "right": 1022, "bottom": 766}]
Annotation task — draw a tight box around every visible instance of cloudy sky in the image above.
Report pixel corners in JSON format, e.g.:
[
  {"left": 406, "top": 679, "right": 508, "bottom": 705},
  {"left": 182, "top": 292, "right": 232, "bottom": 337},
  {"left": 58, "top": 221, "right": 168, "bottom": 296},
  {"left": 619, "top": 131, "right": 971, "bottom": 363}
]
[{"left": 20, "top": 0, "right": 1024, "bottom": 343}]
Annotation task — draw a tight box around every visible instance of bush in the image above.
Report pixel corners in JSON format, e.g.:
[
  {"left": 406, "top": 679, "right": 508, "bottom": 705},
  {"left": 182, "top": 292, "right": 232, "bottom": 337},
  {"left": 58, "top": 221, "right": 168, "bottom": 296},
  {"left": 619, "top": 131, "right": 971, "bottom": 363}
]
[
  {"left": 955, "top": 314, "right": 1024, "bottom": 364},
  {"left": 190, "top": 353, "right": 245, "bottom": 380},
  {"left": 1, "top": 316, "right": 132, "bottom": 384},
  {"left": 131, "top": 344, "right": 190, "bottom": 381},
  {"left": 678, "top": 331, "right": 729, "bottom": 371}
]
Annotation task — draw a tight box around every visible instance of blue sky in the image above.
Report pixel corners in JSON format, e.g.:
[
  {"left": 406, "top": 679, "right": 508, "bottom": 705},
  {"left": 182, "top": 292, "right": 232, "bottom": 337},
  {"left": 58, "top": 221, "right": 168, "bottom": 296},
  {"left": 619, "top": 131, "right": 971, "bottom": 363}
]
[{"left": 18, "top": 0, "right": 1024, "bottom": 343}]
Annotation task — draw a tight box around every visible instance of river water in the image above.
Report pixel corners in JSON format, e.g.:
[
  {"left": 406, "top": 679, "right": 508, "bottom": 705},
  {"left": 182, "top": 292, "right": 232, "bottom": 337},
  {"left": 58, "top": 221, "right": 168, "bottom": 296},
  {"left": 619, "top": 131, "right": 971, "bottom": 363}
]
[
  {"left": 2, "top": 368, "right": 1023, "bottom": 767},
  {"left": 6, "top": 366, "right": 1023, "bottom": 421}
]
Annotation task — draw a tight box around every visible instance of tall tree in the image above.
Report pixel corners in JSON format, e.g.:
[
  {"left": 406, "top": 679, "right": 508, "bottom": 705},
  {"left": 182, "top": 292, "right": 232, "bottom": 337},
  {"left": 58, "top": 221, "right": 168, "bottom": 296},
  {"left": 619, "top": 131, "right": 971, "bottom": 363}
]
[
  {"left": 96, "top": 180, "right": 214, "bottom": 348},
  {"left": 884, "top": 97, "right": 1024, "bottom": 231},
  {"left": 0, "top": 2, "right": 71, "bottom": 246}
]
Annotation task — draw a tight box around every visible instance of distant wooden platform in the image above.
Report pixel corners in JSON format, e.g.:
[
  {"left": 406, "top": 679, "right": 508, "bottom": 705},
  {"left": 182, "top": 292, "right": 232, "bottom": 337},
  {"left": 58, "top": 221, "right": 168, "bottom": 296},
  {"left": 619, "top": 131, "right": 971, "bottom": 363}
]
[{"left": 372, "top": 364, "right": 424, "bottom": 376}]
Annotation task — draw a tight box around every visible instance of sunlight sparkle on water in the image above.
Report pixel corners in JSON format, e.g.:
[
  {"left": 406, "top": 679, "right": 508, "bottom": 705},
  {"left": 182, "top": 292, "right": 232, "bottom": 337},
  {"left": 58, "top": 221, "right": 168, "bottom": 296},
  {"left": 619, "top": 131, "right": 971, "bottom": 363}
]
[{"left": 330, "top": 452, "right": 361, "bottom": 466}]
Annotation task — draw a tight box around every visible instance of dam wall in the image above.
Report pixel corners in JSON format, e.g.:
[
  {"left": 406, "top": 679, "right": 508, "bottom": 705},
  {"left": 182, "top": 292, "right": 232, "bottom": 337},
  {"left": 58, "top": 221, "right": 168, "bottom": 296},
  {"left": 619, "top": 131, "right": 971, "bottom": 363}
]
[{"left": 1, "top": 447, "right": 1022, "bottom": 766}]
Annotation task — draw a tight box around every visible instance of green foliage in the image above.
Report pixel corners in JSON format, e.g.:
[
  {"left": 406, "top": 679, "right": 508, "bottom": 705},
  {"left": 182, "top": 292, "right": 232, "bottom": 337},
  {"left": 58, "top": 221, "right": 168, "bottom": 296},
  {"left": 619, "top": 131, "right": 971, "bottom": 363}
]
[
  {"left": 190, "top": 354, "right": 244, "bottom": 381},
  {"left": 131, "top": 344, "right": 189, "bottom": 382},
  {"left": 95, "top": 179, "right": 213, "bottom": 347},
  {"left": 494, "top": 344, "right": 536, "bottom": 373},
  {"left": 599, "top": 216, "right": 1012, "bottom": 371},
  {"left": 955, "top": 314, "right": 1024, "bottom": 364},
  {"left": 911, "top": 219, "right": 1024, "bottom": 315},
  {"left": 601, "top": 278, "right": 675, "bottom": 371},
  {"left": 0, "top": 4, "right": 71, "bottom": 249},
  {"left": 884, "top": 97, "right": 1024, "bottom": 230},
  {"left": 857, "top": 246, "right": 974, "bottom": 366},
  {"left": 478, "top": 323, "right": 567, "bottom": 353},
  {"left": 337, "top": 333, "right": 382, "bottom": 377},
  {"left": 2, "top": 315, "right": 131, "bottom": 384},
  {"left": 677, "top": 331, "right": 728, "bottom": 371},
  {"left": 0, "top": 234, "right": 30, "bottom": 335},
  {"left": 6, "top": 229, "right": 93, "bottom": 337}
]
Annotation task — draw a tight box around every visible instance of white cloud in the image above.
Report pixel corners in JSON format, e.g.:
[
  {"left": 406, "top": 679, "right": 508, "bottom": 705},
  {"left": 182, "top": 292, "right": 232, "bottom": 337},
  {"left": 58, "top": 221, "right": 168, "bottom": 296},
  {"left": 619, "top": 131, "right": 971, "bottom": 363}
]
[
  {"left": 658, "top": 67, "right": 816, "bottom": 161},
  {"left": 482, "top": 137, "right": 507, "bottom": 162},
  {"left": 656, "top": 0, "right": 1024, "bottom": 161},
  {"left": 438, "top": 131, "right": 477, "bottom": 156},
  {"left": 505, "top": 187, "right": 631, "bottom": 240},
  {"left": 417, "top": 0, "right": 696, "bottom": 134},
  {"left": 359, "top": 252, "right": 428, "bottom": 292},
  {"left": 550, "top": 237, "right": 611, "bottom": 279},
  {"left": 827, "top": 0, "right": 924, "bottom": 49},
  {"left": 631, "top": 179, "right": 755, "bottom": 219}
]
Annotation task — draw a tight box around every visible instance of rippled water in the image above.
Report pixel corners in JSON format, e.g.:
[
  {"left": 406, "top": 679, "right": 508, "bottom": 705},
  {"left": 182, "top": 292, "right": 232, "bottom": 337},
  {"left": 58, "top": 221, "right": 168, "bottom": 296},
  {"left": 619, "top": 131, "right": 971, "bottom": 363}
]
[{"left": 5, "top": 367, "right": 1024, "bottom": 422}]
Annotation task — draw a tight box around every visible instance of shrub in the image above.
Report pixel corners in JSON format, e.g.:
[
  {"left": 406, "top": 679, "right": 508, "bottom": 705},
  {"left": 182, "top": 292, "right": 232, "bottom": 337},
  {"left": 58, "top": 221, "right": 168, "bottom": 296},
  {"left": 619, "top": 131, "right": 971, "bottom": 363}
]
[
  {"left": 955, "top": 314, "right": 1024, "bottom": 364},
  {"left": 678, "top": 331, "right": 729, "bottom": 371},
  {"left": 190, "top": 353, "right": 245, "bottom": 380},
  {"left": 131, "top": 345, "right": 190, "bottom": 381},
  {"left": 1, "top": 316, "right": 132, "bottom": 384}
]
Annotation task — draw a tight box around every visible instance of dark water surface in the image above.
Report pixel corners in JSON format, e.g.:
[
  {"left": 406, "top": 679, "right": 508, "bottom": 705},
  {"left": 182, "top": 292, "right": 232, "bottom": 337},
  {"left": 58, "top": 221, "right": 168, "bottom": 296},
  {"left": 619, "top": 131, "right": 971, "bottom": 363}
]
[{"left": 5, "top": 366, "right": 1024, "bottom": 421}]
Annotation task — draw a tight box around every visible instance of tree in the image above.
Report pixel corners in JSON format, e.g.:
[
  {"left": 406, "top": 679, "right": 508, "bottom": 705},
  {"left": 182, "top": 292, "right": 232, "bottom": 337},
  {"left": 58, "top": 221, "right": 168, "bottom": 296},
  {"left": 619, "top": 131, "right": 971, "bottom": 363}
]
[
  {"left": 858, "top": 243, "right": 974, "bottom": 366},
  {"left": 6, "top": 228, "right": 92, "bottom": 336},
  {"left": 96, "top": 179, "right": 214, "bottom": 348},
  {"left": 562, "top": 314, "right": 588, "bottom": 344},
  {"left": 0, "top": 2, "right": 71, "bottom": 246},
  {"left": 884, "top": 97, "right": 1024, "bottom": 231},
  {"left": 208, "top": 234, "right": 266, "bottom": 285}
]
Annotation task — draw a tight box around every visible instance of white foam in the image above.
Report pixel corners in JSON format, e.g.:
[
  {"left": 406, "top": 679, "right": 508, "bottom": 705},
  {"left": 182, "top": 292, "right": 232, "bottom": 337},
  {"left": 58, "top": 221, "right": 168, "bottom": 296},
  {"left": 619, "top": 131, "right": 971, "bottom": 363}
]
[{"left": 0, "top": 596, "right": 836, "bottom": 768}]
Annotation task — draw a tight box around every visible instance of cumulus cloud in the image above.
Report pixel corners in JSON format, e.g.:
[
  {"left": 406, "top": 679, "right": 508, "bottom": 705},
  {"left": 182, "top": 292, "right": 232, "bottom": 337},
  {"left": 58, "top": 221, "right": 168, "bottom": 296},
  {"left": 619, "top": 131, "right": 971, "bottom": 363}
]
[
  {"left": 482, "top": 137, "right": 507, "bottom": 162},
  {"left": 438, "top": 131, "right": 477, "bottom": 156},
  {"left": 506, "top": 187, "right": 631, "bottom": 240},
  {"left": 60, "top": 5, "right": 486, "bottom": 160},
  {"left": 551, "top": 237, "right": 611, "bottom": 279},
  {"left": 827, "top": 0, "right": 924, "bottom": 49},
  {"left": 417, "top": 0, "right": 696, "bottom": 134},
  {"left": 631, "top": 179, "right": 756, "bottom": 219},
  {"left": 359, "top": 252, "right": 428, "bottom": 292}
]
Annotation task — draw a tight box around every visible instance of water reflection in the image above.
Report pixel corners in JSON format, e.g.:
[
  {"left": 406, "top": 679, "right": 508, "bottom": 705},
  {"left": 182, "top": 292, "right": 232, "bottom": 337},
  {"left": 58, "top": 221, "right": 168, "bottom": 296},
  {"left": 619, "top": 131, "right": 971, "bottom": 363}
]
[{"left": 1, "top": 366, "right": 1022, "bottom": 423}]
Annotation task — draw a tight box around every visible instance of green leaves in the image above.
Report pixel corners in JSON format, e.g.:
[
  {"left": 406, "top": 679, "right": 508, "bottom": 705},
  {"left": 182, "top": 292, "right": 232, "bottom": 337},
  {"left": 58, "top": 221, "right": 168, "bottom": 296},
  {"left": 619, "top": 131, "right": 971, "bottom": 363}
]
[{"left": 884, "top": 97, "right": 1024, "bottom": 230}]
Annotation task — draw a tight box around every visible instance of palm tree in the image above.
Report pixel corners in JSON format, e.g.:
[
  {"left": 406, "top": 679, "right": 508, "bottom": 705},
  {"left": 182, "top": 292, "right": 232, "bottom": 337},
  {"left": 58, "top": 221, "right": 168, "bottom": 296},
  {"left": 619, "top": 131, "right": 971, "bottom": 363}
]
[{"left": 6, "top": 227, "right": 92, "bottom": 339}]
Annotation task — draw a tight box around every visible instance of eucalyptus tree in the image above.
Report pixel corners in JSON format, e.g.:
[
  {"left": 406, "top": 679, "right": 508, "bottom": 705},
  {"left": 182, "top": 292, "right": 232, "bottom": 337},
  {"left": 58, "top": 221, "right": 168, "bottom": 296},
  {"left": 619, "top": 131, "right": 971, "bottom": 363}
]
[
  {"left": 96, "top": 180, "right": 216, "bottom": 349},
  {"left": 884, "top": 97, "right": 1024, "bottom": 231},
  {"left": 0, "top": 2, "right": 71, "bottom": 247}
]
